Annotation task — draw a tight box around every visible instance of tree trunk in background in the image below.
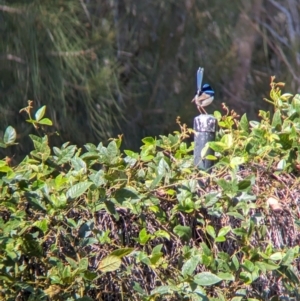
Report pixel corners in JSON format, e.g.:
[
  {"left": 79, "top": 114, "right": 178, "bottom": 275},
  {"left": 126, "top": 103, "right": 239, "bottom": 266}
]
[{"left": 227, "top": 0, "right": 263, "bottom": 111}]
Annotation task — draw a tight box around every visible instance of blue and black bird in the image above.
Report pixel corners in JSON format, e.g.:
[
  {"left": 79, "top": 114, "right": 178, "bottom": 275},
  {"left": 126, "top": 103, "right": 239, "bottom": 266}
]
[{"left": 192, "top": 67, "right": 214, "bottom": 114}]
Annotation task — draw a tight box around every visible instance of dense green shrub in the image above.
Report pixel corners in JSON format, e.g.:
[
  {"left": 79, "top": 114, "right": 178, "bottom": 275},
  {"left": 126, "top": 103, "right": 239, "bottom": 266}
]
[{"left": 0, "top": 79, "right": 300, "bottom": 300}]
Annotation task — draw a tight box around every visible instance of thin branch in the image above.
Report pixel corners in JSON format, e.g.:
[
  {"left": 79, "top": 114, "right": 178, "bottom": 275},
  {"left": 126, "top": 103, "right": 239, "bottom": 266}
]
[
  {"left": 259, "top": 21, "right": 290, "bottom": 48},
  {"left": 275, "top": 46, "right": 300, "bottom": 83},
  {"left": 0, "top": 54, "right": 25, "bottom": 64},
  {"left": 79, "top": 0, "right": 92, "bottom": 24},
  {"left": 0, "top": 5, "right": 23, "bottom": 14},
  {"left": 46, "top": 47, "right": 96, "bottom": 57},
  {"left": 287, "top": 0, "right": 300, "bottom": 36},
  {"left": 254, "top": 23, "right": 300, "bottom": 83},
  {"left": 268, "top": 0, "right": 295, "bottom": 42}
]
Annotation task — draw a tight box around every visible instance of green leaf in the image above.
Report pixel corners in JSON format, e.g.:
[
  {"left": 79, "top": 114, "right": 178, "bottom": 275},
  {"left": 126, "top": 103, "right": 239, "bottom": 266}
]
[
  {"left": 71, "top": 157, "right": 87, "bottom": 173},
  {"left": 154, "top": 230, "right": 170, "bottom": 240},
  {"left": 107, "top": 140, "right": 119, "bottom": 161},
  {"left": 206, "top": 225, "right": 216, "bottom": 239},
  {"left": 271, "top": 110, "right": 282, "bottom": 127},
  {"left": 157, "top": 158, "right": 169, "bottom": 176},
  {"left": 151, "top": 285, "right": 177, "bottom": 295},
  {"left": 237, "top": 180, "right": 251, "bottom": 191},
  {"left": 83, "top": 271, "right": 97, "bottom": 281},
  {"left": 269, "top": 252, "right": 283, "bottom": 261},
  {"left": 227, "top": 212, "right": 245, "bottom": 220},
  {"left": 173, "top": 225, "right": 192, "bottom": 241},
  {"left": 232, "top": 255, "right": 240, "bottom": 271},
  {"left": 193, "top": 272, "right": 222, "bottom": 286},
  {"left": 181, "top": 255, "right": 200, "bottom": 277},
  {"left": 150, "top": 252, "right": 163, "bottom": 266},
  {"left": 276, "top": 159, "right": 286, "bottom": 171},
  {"left": 255, "top": 261, "right": 279, "bottom": 271},
  {"left": 66, "top": 257, "right": 78, "bottom": 269},
  {"left": 204, "top": 193, "right": 219, "bottom": 208},
  {"left": 239, "top": 271, "right": 252, "bottom": 284},
  {"left": 54, "top": 144, "right": 77, "bottom": 164},
  {"left": 110, "top": 248, "right": 134, "bottom": 258},
  {"left": 38, "top": 118, "right": 53, "bottom": 126},
  {"left": 62, "top": 265, "right": 71, "bottom": 280},
  {"left": 152, "top": 244, "right": 163, "bottom": 255},
  {"left": 138, "top": 228, "right": 152, "bottom": 245},
  {"left": 98, "top": 255, "right": 121, "bottom": 272},
  {"left": 204, "top": 154, "right": 217, "bottom": 160},
  {"left": 150, "top": 174, "right": 163, "bottom": 189},
  {"left": 242, "top": 259, "right": 254, "bottom": 272},
  {"left": 33, "top": 219, "right": 48, "bottom": 234},
  {"left": 133, "top": 282, "right": 146, "bottom": 295},
  {"left": 78, "top": 258, "right": 89, "bottom": 271},
  {"left": 281, "top": 249, "right": 295, "bottom": 266},
  {"left": 29, "top": 134, "right": 51, "bottom": 161},
  {"left": 35, "top": 105, "right": 46, "bottom": 122},
  {"left": 232, "top": 228, "right": 248, "bottom": 237},
  {"left": 142, "top": 137, "right": 155, "bottom": 145},
  {"left": 230, "top": 156, "right": 246, "bottom": 168},
  {"left": 215, "top": 236, "right": 226, "bottom": 242},
  {"left": 0, "top": 165, "right": 11, "bottom": 172},
  {"left": 89, "top": 170, "right": 107, "bottom": 187},
  {"left": 208, "top": 141, "right": 228, "bottom": 152},
  {"left": 3, "top": 126, "right": 17, "bottom": 145},
  {"left": 217, "top": 226, "right": 231, "bottom": 238},
  {"left": 217, "top": 272, "right": 235, "bottom": 281},
  {"left": 66, "top": 182, "right": 92, "bottom": 199},
  {"left": 240, "top": 114, "right": 249, "bottom": 132},
  {"left": 221, "top": 133, "right": 233, "bottom": 148},
  {"left": 124, "top": 149, "right": 139, "bottom": 159},
  {"left": 115, "top": 187, "right": 141, "bottom": 204}
]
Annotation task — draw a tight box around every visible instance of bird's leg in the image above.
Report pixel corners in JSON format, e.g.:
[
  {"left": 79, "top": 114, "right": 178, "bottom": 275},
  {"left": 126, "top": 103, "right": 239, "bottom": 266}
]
[{"left": 197, "top": 106, "right": 208, "bottom": 114}]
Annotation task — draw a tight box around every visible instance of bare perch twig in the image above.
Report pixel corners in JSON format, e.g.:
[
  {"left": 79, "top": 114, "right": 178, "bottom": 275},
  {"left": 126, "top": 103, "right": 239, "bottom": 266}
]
[
  {"left": 0, "top": 5, "right": 23, "bottom": 14},
  {"left": 0, "top": 54, "right": 25, "bottom": 64}
]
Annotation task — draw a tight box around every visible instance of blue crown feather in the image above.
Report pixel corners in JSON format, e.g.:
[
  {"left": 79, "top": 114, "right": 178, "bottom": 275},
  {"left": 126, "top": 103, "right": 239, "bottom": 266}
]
[{"left": 201, "top": 84, "right": 214, "bottom": 96}]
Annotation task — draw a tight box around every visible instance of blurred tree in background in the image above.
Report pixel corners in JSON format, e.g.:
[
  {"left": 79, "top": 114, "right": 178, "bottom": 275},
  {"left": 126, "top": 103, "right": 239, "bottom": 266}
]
[{"left": 0, "top": 0, "right": 299, "bottom": 158}]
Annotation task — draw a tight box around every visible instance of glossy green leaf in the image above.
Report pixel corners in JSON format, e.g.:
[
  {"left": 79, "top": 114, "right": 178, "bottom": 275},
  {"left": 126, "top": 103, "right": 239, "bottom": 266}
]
[
  {"left": 173, "top": 225, "right": 192, "bottom": 241},
  {"left": 240, "top": 114, "right": 249, "bottom": 132},
  {"left": 110, "top": 248, "right": 134, "bottom": 258},
  {"left": 181, "top": 255, "right": 200, "bottom": 277},
  {"left": 281, "top": 249, "right": 295, "bottom": 266},
  {"left": 217, "top": 272, "right": 235, "bottom": 281},
  {"left": 3, "top": 126, "right": 17, "bottom": 145},
  {"left": 193, "top": 272, "right": 222, "bottom": 286},
  {"left": 271, "top": 110, "right": 282, "bottom": 127},
  {"left": 33, "top": 219, "right": 48, "bottom": 234},
  {"left": 35, "top": 105, "right": 46, "bottom": 121},
  {"left": 154, "top": 230, "right": 170, "bottom": 240},
  {"left": 66, "top": 181, "right": 92, "bottom": 199},
  {"left": 138, "top": 228, "right": 151, "bottom": 245},
  {"left": 78, "top": 258, "right": 88, "bottom": 271},
  {"left": 232, "top": 255, "right": 240, "bottom": 271},
  {"left": 217, "top": 226, "right": 231, "bottom": 237},
  {"left": 38, "top": 118, "right": 53, "bottom": 125},
  {"left": 242, "top": 259, "right": 254, "bottom": 272},
  {"left": 206, "top": 225, "right": 216, "bottom": 239},
  {"left": 269, "top": 252, "right": 284, "bottom": 261},
  {"left": 98, "top": 255, "right": 121, "bottom": 272}
]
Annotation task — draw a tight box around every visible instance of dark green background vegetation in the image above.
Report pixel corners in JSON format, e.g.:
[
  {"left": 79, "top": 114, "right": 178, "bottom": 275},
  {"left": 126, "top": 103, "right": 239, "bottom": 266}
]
[{"left": 1, "top": 0, "right": 299, "bottom": 158}]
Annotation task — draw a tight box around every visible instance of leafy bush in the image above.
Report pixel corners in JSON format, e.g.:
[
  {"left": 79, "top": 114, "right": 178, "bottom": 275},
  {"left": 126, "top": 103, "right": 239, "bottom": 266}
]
[{"left": 0, "top": 79, "right": 300, "bottom": 301}]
